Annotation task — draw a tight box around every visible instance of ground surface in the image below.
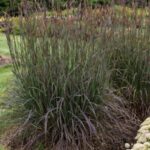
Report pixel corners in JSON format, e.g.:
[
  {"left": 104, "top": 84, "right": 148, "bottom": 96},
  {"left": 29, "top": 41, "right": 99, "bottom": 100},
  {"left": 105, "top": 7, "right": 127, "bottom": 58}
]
[
  {"left": 0, "top": 33, "right": 9, "bottom": 56},
  {"left": 0, "top": 33, "right": 11, "bottom": 150},
  {"left": 0, "top": 33, "right": 11, "bottom": 98}
]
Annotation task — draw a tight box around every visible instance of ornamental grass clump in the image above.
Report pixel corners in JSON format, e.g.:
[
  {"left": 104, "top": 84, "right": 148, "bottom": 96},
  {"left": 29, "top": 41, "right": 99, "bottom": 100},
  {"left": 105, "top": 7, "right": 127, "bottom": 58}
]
[
  {"left": 6, "top": 8, "right": 111, "bottom": 149},
  {"left": 107, "top": 7, "right": 150, "bottom": 119},
  {"left": 5, "top": 5, "right": 143, "bottom": 150}
]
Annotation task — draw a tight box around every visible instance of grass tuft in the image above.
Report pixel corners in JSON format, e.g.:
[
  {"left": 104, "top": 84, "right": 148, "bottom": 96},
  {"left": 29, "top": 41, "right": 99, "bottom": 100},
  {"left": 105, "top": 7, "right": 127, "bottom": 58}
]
[{"left": 4, "top": 4, "right": 150, "bottom": 150}]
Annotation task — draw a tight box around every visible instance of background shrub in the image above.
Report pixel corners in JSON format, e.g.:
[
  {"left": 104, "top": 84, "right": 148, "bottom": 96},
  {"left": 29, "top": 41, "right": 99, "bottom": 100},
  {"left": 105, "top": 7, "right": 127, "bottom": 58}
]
[
  {"left": 90, "top": 0, "right": 111, "bottom": 5},
  {"left": 1, "top": 0, "right": 150, "bottom": 15},
  {"left": 0, "top": 0, "right": 10, "bottom": 15},
  {"left": 0, "top": 0, "right": 21, "bottom": 16}
]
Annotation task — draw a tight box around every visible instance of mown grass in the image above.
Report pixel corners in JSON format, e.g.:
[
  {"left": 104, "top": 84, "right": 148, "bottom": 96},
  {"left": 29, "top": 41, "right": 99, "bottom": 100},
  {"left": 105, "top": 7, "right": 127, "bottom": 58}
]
[
  {"left": 0, "top": 32, "right": 11, "bottom": 102},
  {"left": 0, "top": 33, "right": 9, "bottom": 56},
  {"left": 0, "top": 67, "right": 11, "bottom": 149},
  {"left": 0, "top": 145, "right": 5, "bottom": 150},
  {"left": 0, "top": 66, "right": 13, "bottom": 150},
  {"left": 0, "top": 32, "right": 12, "bottom": 149},
  {"left": 0, "top": 66, "right": 12, "bottom": 97}
]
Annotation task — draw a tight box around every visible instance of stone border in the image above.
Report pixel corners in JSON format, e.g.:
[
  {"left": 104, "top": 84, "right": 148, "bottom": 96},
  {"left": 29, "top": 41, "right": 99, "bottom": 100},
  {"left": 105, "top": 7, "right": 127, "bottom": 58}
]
[{"left": 125, "top": 117, "right": 150, "bottom": 150}]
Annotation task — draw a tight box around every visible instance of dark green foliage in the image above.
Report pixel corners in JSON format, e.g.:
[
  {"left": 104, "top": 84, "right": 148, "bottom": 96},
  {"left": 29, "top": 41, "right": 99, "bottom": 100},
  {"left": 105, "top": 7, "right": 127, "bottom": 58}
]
[
  {"left": 89, "top": 0, "right": 111, "bottom": 5},
  {"left": 0, "top": 0, "right": 10, "bottom": 15},
  {"left": 0, "top": 0, "right": 21, "bottom": 16}
]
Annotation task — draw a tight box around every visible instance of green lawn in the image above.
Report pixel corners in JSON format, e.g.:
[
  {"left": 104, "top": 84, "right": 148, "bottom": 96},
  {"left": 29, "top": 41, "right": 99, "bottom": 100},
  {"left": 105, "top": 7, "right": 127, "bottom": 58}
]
[
  {"left": 0, "top": 33, "right": 9, "bottom": 56},
  {"left": 0, "top": 33, "right": 11, "bottom": 99},
  {"left": 0, "top": 145, "right": 5, "bottom": 150},
  {"left": 0, "top": 33, "right": 12, "bottom": 150},
  {"left": 0, "top": 65, "right": 12, "bottom": 99},
  {"left": 0, "top": 66, "right": 13, "bottom": 149}
]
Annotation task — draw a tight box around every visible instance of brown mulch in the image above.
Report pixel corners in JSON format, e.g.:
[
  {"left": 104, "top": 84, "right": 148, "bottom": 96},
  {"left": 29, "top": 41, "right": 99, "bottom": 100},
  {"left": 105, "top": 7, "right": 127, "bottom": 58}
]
[{"left": 0, "top": 55, "right": 11, "bottom": 66}]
